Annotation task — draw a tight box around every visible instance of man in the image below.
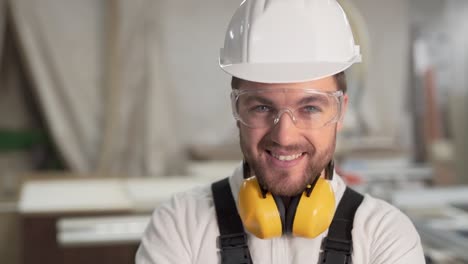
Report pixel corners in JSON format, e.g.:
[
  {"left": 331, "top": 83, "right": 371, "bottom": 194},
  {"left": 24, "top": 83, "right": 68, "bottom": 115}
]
[{"left": 136, "top": 0, "right": 425, "bottom": 263}]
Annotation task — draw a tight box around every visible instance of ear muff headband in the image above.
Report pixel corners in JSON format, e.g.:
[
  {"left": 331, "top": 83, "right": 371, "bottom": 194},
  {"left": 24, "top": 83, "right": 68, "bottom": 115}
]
[
  {"left": 284, "top": 195, "right": 301, "bottom": 234},
  {"left": 272, "top": 194, "right": 286, "bottom": 234},
  {"left": 238, "top": 176, "right": 335, "bottom": 239}
]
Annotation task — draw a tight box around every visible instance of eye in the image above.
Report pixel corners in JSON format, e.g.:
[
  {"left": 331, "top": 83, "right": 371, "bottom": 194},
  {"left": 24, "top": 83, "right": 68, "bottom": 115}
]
[
  {"left": 251, "top": 105, "right": 272, "bottom": 113},
  {"left": 302, "top": 105, "right": 322, "bottom": 113}
]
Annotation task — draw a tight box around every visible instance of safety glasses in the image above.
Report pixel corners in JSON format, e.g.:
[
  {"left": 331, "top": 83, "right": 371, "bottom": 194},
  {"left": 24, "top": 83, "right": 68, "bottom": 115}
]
[{"left": 231, "top": 88, "right": 344, "bottom": 129}]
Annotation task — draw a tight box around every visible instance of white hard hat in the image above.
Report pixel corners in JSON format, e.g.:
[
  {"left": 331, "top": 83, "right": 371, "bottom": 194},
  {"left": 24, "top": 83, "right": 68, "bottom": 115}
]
[{"left": 219, "top": 0, "right": 362, "bottom": 83}]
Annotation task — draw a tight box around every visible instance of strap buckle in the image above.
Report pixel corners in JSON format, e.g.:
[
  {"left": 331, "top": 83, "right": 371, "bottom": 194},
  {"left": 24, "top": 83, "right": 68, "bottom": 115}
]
[
  {"left": 321, "top": 238, "right": 352, "bottom": 264},
  {"left": 218, "top": 233, "right": 252, "bottom": 264}
]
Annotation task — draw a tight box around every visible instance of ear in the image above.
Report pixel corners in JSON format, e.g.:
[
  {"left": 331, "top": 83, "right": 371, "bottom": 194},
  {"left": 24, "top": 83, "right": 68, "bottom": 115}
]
[{"left": 337, "top": 94, "right": 348, "bottom": 131}]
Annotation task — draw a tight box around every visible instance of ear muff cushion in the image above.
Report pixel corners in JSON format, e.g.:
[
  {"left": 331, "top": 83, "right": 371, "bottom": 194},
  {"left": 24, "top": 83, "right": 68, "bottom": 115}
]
[
  {"left": 238, "top": 177, "right": 283, "bottom": 239},
  {"left": 292, "top": 177, "right": 336, "bottom": 238}
]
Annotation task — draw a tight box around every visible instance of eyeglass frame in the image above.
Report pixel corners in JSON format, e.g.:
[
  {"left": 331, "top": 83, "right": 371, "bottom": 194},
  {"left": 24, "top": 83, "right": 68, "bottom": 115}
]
[{"left": 230, "top": 88, "right": 345, "bottom": 129}]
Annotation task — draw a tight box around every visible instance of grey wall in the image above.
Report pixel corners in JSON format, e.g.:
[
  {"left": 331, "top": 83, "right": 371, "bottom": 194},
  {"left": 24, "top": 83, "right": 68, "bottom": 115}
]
[
  {"left": 445, "top": 1, "right": 468, "bottom": 183},
  {"left": 410, "top": 0, "right": 468, "bottom": 182},
  {"left": 351, "top": 0, "right": 410, "bottom": 138},
  {"left": 154, "top": 0, "right": 241, "bottom": 146}
]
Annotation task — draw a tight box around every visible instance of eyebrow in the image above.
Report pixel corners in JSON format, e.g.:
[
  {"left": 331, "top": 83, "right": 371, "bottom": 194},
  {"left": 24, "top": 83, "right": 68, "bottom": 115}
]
[
  {"left": 242, "top": 95, "right": 275, "bottom": 105},
  {"left": 296, "top": 95, "right": 329, "bottom": 106}
]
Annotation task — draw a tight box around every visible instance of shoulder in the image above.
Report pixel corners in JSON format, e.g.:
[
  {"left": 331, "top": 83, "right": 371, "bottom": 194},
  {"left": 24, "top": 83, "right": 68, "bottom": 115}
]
[
  {"left": 355, "top": 194, "right": 417, "bottom": 236},
  {"left": 151, "top": 183, "right": 215, "bottom": 225},
  {"left": 352, "top": 193, "right": 425, "bottom": 263},
  {"left": 137, "top": 183, "right": 219, "bottom": 263}
]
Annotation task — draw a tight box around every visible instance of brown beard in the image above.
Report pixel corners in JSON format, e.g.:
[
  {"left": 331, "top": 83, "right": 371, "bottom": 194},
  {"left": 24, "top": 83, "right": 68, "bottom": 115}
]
[{"left": 239, "top": 127, "right": 336, "bottom": 196}]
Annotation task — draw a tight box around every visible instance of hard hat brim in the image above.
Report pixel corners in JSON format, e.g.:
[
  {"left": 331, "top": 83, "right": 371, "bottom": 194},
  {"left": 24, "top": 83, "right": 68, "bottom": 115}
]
[{"left": 220, "top": 62, "right": 354, "bottom": 83}]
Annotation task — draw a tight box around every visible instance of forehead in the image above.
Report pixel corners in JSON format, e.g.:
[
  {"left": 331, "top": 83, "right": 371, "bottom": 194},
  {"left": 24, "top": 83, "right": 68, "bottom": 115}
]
[{"left": 237, "top": 76, "right": 338, "bottom": 92}]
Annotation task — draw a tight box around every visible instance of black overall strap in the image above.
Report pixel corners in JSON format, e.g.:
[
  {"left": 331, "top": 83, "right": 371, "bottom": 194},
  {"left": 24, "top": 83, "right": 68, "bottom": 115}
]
[
  {"left": 321, "top": 187, "right": 364, "bottom": 264},
  {"left": 212, "top": 178, "right": 253, "bottom": 264}
]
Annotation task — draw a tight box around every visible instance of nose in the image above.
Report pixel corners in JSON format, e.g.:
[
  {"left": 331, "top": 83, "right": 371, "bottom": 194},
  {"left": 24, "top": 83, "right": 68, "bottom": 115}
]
[
  {"left": 269, "top": 109, "right": 298, "bottom": 145},
  {"left": 273, "top": 109, "right": 296, "bottom": 126}
]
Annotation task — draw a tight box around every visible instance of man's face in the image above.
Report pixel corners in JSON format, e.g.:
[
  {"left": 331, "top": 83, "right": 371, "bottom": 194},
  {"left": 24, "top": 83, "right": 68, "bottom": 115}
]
[{"left": 237, "top": 76, "right": 347, "bottom": 196}]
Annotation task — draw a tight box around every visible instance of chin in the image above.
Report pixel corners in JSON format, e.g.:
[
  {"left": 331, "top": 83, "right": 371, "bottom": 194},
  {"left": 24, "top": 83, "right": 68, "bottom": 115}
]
[{"left": 256, "top": 167, "right": 311, "bottom": 197}]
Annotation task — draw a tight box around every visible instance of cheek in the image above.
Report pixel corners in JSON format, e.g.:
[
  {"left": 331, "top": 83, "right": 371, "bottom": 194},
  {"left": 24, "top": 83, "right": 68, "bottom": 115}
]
[
  {"left": 240, "top": 127, "right": 267, "bottom": 151},
  {"left": 304, "top": 126, "right": 337, "bottom": 148}
]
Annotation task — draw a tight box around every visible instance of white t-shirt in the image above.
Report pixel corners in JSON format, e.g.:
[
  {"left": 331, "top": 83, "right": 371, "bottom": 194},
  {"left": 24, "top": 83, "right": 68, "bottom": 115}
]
[{"left": 136, "top": 164, "right": 425, "bottom": 264}]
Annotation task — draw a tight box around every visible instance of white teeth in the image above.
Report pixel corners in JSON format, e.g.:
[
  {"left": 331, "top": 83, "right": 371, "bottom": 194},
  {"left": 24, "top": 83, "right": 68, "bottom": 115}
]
[{"left": 272, "top": 153, "right": 303, "bottom": 161}]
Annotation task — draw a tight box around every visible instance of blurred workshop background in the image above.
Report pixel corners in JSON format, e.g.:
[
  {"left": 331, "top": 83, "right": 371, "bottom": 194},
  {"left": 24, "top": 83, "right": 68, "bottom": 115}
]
[{"left": 0, "top": 0, "right": 468, "bottom": 263}]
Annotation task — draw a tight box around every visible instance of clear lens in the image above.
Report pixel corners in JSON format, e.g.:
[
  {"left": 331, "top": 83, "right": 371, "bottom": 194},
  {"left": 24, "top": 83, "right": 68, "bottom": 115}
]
[{"left": 231, "top": 88, "right": 343, "bottom": 129}]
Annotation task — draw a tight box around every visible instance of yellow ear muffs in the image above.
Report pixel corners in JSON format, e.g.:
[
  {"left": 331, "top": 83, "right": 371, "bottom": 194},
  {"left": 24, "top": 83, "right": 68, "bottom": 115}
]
[
  {"left": 238, "top": 177, "right": 283, "bottom": 239},
  {"left": 238, "top": 176, "right": 335, "bottom": 239},
  {"left": 291, "top": 177, "right": 335, "bottom": 238}
]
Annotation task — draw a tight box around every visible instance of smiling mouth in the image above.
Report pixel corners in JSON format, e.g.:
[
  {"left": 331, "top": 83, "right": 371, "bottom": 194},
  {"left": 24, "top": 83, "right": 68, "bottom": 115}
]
[{"left": 268, "top": 151, "right": 305, "bottom": 161}]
